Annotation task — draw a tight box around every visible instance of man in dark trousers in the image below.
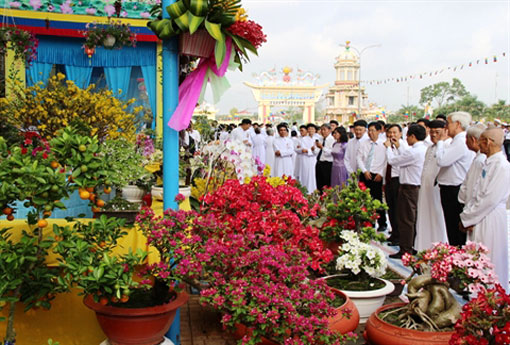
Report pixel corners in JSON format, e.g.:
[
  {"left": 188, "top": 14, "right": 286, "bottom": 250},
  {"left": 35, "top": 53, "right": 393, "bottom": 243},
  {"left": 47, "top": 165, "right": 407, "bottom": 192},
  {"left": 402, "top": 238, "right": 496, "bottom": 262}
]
[
  {"left": 357, "top": 122, "right": 387, "bottom": 231},
  {"left": 315, "top": 123, "right": 335, "bottom": 191},
  {"left": 385, "top": 124, "right": 427, "bottom": 258},
  {"left": 436, "top": 111, "right": 475, "bottom": 246}
]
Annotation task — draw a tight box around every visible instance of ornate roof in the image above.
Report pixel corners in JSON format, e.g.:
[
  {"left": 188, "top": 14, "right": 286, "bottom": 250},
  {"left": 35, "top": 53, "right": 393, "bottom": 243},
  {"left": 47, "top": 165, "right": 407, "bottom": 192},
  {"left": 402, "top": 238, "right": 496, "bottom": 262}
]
[{"left": 251, "top": 66, "right": 321, "bottom": 87}]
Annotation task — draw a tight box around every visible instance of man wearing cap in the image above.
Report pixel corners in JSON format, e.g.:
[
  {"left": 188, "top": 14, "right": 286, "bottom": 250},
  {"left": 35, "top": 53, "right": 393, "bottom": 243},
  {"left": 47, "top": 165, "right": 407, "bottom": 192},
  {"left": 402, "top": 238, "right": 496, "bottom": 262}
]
[{"left": 460, "top": 128, "right": 510, "bottom": 292}]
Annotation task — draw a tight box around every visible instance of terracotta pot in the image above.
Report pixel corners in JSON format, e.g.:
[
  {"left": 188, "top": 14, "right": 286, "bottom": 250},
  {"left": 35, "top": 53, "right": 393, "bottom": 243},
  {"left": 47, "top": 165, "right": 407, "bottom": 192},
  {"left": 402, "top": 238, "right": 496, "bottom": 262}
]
[
  {"left": 233, "top": 323, "right": 279, "bottom": 345},
  {"left": 324, "top": 275, "right": 395, "bottom": 323},
  {"left": 84, "top": 291, "right": 189, "bottom": 345},
  {"left": 328, "top": 289, "right": 359, "bottom": 334},
  {"left": 363, "top": 303, "right": 455, "bottom": 345},
  {"left": 179, "top": 29, "right": 215, "bottom": 58}
]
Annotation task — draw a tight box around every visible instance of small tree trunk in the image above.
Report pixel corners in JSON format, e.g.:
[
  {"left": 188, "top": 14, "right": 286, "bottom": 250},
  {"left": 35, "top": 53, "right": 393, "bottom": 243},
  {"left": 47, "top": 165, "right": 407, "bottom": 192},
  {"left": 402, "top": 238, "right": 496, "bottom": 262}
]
[{"left": 4, "top": 301, "right": 16, "bottom": 343}]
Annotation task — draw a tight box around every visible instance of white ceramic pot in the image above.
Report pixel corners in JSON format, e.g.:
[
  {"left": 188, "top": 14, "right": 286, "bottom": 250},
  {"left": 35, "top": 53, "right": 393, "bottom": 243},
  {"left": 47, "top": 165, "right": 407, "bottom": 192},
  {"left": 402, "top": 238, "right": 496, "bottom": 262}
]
[
  {"left": 103, "top": 35, "right": 116, "bottom": 48},
  {"left": 151, "top": 186, "right": 163, "bottom": 201},
  {"left": 121, "top": 185, "right": 145, "bottom": 203},
  {"left": 178, "top": 186, "right": 191, "bottom": 199},
  {"left": 340, "top": 279, "right": 395, "bottom": 323}
]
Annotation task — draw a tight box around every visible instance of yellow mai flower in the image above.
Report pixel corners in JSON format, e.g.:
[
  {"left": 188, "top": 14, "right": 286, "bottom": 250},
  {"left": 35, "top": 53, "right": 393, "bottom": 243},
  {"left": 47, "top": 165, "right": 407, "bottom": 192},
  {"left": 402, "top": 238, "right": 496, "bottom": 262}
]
[
  {"left": 3, "top": 76, "right": 138, "bottom": 141},
  {"left": 262, "top": 165, "right": 271, "bottom": 177},
  {"left": 266, "top": 176, "right": 285, "bottom": 187},
  {"left": 235, "top": 7, "right": 248, "bottom": 22}
]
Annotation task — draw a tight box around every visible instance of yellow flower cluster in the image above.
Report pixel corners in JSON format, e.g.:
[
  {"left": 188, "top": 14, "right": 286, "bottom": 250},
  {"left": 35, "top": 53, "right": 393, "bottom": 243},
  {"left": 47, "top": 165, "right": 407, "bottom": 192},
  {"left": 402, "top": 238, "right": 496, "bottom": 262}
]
[
  {"left": 235, "top": 8, "right": 248, "bottom": 22},
  {"left": 1, "top": 73, "right": 139, "bottom": 141},
  {"left": 191, "top": 176, "right": 227, "bottom": 200},
  {"left": 266, "top": 176, "right": 286, "bottom": 188},
  {"left": 262, "top": 165, "right": 271, "bottom": 177}
]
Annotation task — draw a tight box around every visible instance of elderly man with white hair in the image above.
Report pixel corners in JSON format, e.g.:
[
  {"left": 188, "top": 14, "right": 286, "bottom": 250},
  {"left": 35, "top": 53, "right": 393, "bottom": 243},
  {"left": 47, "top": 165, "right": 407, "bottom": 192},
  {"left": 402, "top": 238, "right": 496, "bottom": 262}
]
[
  {"left": 458, "top": 123, "right": 487, "bottom": 206},
  {"left": 435, "top": 111, "right": 476, "bottom": 246},
  {"left": 460, "top": 128, "right": 510, "bottom": 292}
]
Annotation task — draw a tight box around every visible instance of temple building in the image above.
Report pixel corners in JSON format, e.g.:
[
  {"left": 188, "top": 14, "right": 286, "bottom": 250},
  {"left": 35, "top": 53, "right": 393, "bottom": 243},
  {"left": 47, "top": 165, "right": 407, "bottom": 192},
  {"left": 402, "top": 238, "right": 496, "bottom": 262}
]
[{"left": 325, "top": 42, "right": 384, "bottom": 124}]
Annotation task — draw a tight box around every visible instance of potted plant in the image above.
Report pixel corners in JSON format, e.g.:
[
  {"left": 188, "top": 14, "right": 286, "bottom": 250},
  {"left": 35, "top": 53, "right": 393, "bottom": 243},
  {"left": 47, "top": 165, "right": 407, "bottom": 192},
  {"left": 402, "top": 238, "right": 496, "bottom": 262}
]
[
  {"left": 52, "top": 215, "right": 189, "bottom": 345},
  {"left": 449, "top": 284, "right": 510, "bottom": 345},
  {"left": 0, "top": 127, "right": 111, "bottom": 344},
  {"left": 137, "top": 176, "right": 359, "bottom": 344},
  {"left": 81, "top": 19, "right": 137, "bottom": 55},
  {"left": 0, "top": 26, "right": 38, "bottom": 64},
  {"left": 310, "top": 173, "right": 387, "bottom": 252},
  {"left": 101, "top": 138, "right": 153, "bottom": 204},
  {"left": 322, "top": 230, "right": 394, "bottom": 323},
  {"left": 364, "top": 242, "right": 499, "bottom": 345}
]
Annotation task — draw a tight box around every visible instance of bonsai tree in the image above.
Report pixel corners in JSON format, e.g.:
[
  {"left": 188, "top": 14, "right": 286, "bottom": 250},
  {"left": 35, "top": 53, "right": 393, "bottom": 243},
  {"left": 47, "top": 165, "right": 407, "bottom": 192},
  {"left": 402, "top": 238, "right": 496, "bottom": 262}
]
[{"left": 379, "top": 242, "right": 498, "bottom": 331}]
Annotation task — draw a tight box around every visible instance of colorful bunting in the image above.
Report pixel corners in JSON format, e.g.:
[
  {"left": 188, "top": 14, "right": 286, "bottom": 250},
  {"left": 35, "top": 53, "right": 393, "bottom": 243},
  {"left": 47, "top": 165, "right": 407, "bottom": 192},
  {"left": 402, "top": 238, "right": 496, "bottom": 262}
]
[{"left": 360, "top": 51, "right": 506, "bottom": 86}]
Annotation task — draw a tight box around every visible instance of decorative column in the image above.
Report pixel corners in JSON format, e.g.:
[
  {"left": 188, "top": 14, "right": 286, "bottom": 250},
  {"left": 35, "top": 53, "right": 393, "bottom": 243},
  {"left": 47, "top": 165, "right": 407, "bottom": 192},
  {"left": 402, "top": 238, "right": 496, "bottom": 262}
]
[{"left": 162, "top": 0, "right": 180, "bottom": 343}]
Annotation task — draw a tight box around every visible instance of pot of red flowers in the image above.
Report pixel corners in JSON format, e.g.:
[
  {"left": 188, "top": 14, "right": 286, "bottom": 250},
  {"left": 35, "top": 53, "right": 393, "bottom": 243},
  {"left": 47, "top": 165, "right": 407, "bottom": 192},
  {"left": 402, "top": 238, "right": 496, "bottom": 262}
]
[
  {"left": 312, "top": 173, "right": 387, "bottom": 253},
  {"left": 137, "top": 176, "right": 358, "bottom": 344},
  {"left": 449, "top": 284, "right": 510, "bottom": 345},
  {"left": 53, "top": 215, "right": 189, "bottom": 345},
  {"left": 0, "top": 26, "right": 38, "bottom": 64},
  {"left": 81, "top": 19, "right": 136, "bottom": 57},
  {"left": 364, "top": 242, "right": 498, "bottom": 345}
]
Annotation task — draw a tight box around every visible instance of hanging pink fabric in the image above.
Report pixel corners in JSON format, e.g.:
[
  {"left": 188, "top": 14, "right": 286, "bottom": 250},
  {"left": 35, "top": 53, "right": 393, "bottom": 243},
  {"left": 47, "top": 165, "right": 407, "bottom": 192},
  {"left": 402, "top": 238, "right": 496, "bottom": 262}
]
[{"left": 168, "top": 37, "right": 232, "bottom": 131}]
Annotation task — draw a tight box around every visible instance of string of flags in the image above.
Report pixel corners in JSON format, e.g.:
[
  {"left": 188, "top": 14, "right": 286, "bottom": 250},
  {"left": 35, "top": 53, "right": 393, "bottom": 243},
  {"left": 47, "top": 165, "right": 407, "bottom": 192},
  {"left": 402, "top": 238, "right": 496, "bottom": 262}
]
[{"left": 363, "top": 51, "right": 507, "bottom": 86}]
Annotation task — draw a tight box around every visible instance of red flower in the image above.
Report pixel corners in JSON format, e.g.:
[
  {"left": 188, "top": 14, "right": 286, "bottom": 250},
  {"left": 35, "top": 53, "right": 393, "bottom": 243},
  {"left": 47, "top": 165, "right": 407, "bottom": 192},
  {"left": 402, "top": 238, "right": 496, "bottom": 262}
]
[
  {"left": 21, "top": 147, "right": 27, "bottom": 155},
  {"left": 227, "top": 20, "right": 267, "bottom": 49}
]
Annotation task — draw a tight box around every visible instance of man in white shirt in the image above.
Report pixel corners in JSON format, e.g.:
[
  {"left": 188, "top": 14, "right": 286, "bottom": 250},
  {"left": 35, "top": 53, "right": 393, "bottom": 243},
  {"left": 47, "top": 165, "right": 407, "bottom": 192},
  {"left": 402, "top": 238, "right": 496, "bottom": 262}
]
[
  {"left": 273, "top": 124, "right": 295, "bottom": 178},
  {"left": 294, "top": 125, "right": 308, "bottom": 181},
  {"left": 230, "top": 119, "right": 253, "bottom": 147},
  {"left": 344, "top": 120, "right": 369, "bottom": 175},
  {"left": 186, "top": 122, "right": 201, "bottom": 149},
  {"left": 384, "top": 124, "right": 407, "bottom": 245},
  {"left": 436, "top": 111, "right": 475, "bottom": 246},
  {"left": 315, "top": 123, "right": 335, "bottom": 191},
  {"left": 357, "top": 121, "right": 387, "bottom": 231},
  {"left": 386, "top": 124, "right": 428, "bottom": 258},
  {"left": 458, "top": 124, "right": 487, "bottom": 206},
  {"left": 460, "top": 128, "right": 510, "bottom": 292},
  {"left": 414, "top": 120, "right": 450, "bottom": 252}
]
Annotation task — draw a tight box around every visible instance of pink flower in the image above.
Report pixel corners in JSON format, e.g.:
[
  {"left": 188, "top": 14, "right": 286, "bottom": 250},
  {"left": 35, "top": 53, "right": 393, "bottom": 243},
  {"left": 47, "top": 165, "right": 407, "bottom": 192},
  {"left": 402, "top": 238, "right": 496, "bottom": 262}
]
[
  {"left": 174, "top": 193, "right": 185, "bottom": 203},
  {"left": 140, "top": 12, "right": 151, "bottom": 19},
  {"left": 9, "top": 1, "right": 21, "bottom": 8},
  {"left": 60, "top": 0, "right": 73, "bottom": 14},
  {"left": 29, "top": 0, "right": 41, "bottom": 10},
  {"left": 85, "top": 7, "right": 97, "bottom": 15},
  {"left": 104, "top": 4, "right": 115, "bottom": 16}
]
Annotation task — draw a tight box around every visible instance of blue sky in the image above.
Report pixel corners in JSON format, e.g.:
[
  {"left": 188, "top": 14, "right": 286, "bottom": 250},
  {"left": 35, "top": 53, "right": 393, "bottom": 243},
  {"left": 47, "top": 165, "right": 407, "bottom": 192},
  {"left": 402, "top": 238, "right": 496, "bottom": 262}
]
[{"left": 205, "top": 0, "right": 510, "bottom": 115}]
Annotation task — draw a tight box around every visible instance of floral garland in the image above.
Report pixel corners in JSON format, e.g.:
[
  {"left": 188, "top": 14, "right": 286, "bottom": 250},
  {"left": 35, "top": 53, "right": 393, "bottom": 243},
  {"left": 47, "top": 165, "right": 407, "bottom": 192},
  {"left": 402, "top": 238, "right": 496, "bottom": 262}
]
[{"left": 0, "top": 27, "right": 38, "bottom": 64}]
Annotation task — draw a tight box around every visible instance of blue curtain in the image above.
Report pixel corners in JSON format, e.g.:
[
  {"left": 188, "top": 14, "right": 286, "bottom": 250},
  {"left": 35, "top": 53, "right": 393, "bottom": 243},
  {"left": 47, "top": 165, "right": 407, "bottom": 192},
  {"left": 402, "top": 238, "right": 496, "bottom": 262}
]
[
  {"left": 140, "top": 65, "right": 157, "bottom": 130},
  {"left": 105, "top": 66, "right": 132, "bottom": 100},
  {"left": 35, "top": 37, "right": 156, "bottom": 68},
  {"left": 26, "top": 62, "right": 53, "bottom": 86},
  {"left": 65, "top": 65, "right": 93, "bottom": 89}
]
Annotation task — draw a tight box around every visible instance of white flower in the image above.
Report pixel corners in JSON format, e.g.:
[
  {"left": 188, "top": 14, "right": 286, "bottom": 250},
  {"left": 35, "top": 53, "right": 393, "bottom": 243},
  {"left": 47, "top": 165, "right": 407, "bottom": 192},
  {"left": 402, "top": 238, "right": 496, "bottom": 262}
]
[{"left": 335, "top": 231, "right": 387, "bottom": 278}]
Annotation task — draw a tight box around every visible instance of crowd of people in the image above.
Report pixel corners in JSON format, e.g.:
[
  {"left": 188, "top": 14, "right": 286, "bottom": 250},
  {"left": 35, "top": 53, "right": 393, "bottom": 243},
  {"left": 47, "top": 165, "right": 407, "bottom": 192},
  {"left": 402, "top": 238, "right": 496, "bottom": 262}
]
[{"left": 213, "top": 113, "right": 510, "bottom": 292}]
